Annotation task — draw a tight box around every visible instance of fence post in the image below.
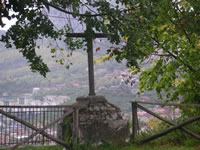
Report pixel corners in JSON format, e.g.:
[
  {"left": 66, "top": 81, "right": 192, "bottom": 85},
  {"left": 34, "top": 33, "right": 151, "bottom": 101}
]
[
  {"left": 132, "top": 102, "right": 138, "bottom": 141},
  {"left": 72, "top": 108, "right": 79, "bottom": 145},
  {"left": 42, "top": 111, "right": 46, "bottom": 144}
]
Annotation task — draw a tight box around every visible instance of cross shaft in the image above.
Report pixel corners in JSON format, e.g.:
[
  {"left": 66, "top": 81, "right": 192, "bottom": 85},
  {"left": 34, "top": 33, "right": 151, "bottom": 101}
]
[{"left": 66, "top": 25, "right": 107, "bottom": 96}]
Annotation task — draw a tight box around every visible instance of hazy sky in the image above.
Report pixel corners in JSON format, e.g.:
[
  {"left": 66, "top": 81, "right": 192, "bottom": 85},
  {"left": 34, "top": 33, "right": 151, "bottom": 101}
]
[{"left": 0, "top": 12, "right": 17, "bottom": 31}]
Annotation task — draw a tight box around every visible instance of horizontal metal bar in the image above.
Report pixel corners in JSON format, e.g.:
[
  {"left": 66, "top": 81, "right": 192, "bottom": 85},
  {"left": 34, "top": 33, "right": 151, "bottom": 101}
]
[{"left": 0, "top": 105, "right": 83, "bottom": 108}]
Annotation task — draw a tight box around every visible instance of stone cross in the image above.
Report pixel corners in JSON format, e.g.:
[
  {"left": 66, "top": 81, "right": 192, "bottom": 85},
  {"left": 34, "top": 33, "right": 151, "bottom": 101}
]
[{"left": 67, "top": 24, "right": 107, "bottom": 96}]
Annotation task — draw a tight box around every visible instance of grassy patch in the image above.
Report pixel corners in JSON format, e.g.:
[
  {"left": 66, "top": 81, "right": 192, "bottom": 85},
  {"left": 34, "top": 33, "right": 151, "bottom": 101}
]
[
  {"left": 95, "top": 144, "right": 198, "bottom": 150},
  {"left": 0, "top": 145, "right": 63, "bottom": 150},
  {"left": 1, "top": 143, "right": 199, "bottom": 150},
  {"left": 120, "top": 145, "right": 198, "bottom": 150}
]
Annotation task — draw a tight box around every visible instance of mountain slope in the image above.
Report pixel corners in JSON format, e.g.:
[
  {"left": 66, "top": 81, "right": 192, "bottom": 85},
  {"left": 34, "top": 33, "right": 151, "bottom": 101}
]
[{"left": 0, "top": 36, "right": 158, "bottom": 113}]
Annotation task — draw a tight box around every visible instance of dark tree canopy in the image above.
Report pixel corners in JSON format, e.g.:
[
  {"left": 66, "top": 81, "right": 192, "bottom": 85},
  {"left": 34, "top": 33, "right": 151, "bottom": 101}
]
[
  {"left": 1, "top": 0, "right": 200, "bottom": 104},
  {"left": 0, "top": 0, "right": 129, "bottom": 76}
]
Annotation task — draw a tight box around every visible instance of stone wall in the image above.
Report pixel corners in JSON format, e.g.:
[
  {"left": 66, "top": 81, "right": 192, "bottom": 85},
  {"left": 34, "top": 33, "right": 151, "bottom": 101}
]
[{"left": 59, "top": 96, "right": 130, "bottom": 145}]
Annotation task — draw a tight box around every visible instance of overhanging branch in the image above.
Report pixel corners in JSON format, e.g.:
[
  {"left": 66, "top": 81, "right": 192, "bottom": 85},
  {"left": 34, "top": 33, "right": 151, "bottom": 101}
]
[
  {"left": 41, "top": 0, "right": 108, "bottom": 17},
  {"left": 152, "top": 37, "right": 197, "bottom": 72}
]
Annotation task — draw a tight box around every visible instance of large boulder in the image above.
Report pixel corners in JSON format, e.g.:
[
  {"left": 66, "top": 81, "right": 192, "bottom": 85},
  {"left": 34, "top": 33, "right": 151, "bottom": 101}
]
[
  {"left": 76, "top": 96, "right": 130, "bottom": 144},
  {"left": 58, "top": 96, "right": 130, "bottom": 145}
]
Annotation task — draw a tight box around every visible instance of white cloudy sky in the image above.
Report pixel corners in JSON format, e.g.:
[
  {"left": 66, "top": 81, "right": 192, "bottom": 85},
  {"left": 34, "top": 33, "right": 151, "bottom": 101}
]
[{"left": 0, "top": 18, "right": 17, "bottom": 30}]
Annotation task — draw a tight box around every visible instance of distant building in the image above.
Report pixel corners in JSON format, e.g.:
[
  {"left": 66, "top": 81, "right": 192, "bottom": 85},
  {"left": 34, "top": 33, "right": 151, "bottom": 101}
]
[
  {"left": 0, "top": 98, "right": 3, "bottom": 105},
  {"left": 0, "top": 93, "right": 19, "bottom": 105},
  {"left": 17, "top": 95, "right": 32, "bottom": 105},
  {"left": 0, "top": 98, "right": 18, "bottom": 106},
  {"left": 2, "top": 92, "right": 9, "bottom": 97},
  {"left": 18, "top": 97, "right": 25, "bottom": 105},
  {"left": 30, "top": 100, "right": 42, "bottom": 105},
  {"left": 32, "top": 88, "right": 40, "bottom": 94},
  {"left": 72, "top": 83, "right": 80, "bottom": 87},
  {"left": 29, "top": 95, "right": 70, "bottom": 106},
  {"left": 43, "top": 95, "right": 70, "bottom": 105}
]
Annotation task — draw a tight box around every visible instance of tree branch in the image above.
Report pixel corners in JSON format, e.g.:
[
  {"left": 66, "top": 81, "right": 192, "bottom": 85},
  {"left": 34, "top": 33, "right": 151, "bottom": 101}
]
[
  {"left": 41, "top": 0, "right": 108, "bottom": 17},
  {"left": 152, "top": 37, "right": 197, "bottom": 72},
  {"left": 152, "top": 54, "right": 171, "bottom": 57},
  {"left": 171, "top": 2, "right": 195, "bottom": 48},
  {"left": 166, "top": 50, "right": 197, "bottom": 72}
]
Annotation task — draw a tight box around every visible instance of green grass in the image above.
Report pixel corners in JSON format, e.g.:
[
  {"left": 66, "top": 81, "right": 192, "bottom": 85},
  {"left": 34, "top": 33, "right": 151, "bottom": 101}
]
[
  {"left": 0, "top": 145, "right": 63, "bottom": 150},
  {"left": 118, "top": 145, "right": 198, "bottom": 150},
  {"left": 1, "top": 144, "right": 198, "bottom": 150},
  {"left": 95, "top": 144, "right": 199, "bottom": 150}
]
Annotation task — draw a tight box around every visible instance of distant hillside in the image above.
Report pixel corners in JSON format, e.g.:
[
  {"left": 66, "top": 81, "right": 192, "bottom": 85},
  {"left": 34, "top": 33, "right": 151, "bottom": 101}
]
[
  {"left": 0, "top": 6, "right": 160, "bottom": 112},
  {"left": 0, "top": 34, "right": 159, "bottom": 113}
]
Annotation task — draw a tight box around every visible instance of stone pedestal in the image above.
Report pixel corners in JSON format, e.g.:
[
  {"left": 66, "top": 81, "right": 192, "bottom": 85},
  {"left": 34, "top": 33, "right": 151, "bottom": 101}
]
[{"left": 76, "top": 95, "right": 130, "bottom": 145}]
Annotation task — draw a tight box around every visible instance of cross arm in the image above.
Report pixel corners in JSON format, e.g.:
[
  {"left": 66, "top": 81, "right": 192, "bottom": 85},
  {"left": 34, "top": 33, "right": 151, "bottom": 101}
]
[{"left": 66, "top": 33, "right": 108, "bottom": 38}]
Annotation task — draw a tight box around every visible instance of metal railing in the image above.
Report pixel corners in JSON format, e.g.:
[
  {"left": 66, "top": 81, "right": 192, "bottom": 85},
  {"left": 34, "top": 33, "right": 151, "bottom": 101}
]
[{"left": 0, "top": 105, "right": 69, "bottom": 147}]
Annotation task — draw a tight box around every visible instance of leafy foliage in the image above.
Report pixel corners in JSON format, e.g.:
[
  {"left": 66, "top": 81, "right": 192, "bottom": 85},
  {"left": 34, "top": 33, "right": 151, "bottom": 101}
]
[
  {"left": 115, "top": 0, "right": 200, "bottom": 105},
  {"left": 130, "top": 0, "right": 200, "bottom": 104},
  {"left": 1, "top": 0, "right": 200, "bottom": 105}
]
